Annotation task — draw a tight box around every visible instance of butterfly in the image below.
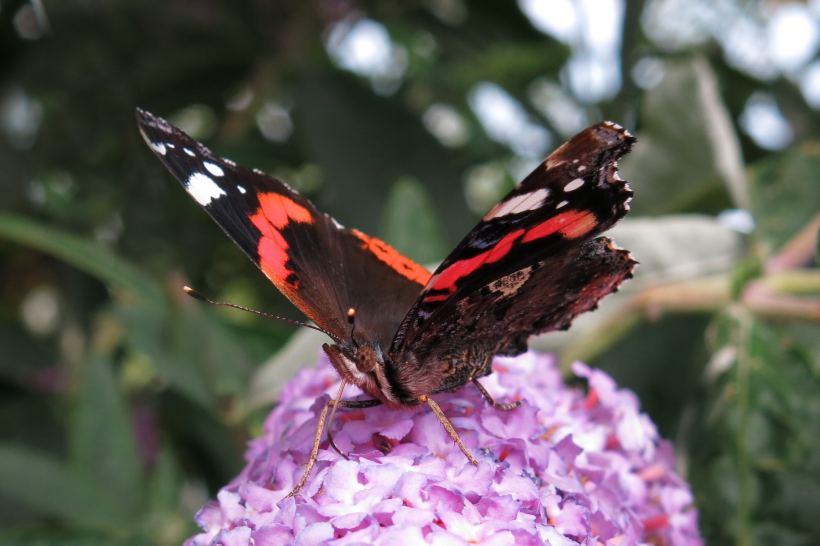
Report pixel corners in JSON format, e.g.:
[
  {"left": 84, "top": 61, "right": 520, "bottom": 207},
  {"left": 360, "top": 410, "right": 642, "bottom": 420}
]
[{"left": 137, "top": 109, "right": 636, "bottom": 496}]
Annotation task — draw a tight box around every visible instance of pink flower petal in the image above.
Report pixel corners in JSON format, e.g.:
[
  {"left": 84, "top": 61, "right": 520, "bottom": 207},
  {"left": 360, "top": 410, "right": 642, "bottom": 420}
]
[
  {"left": 292, "top": 522, "right": 333, "bottom": 546},
  {"left": 251, "top": 525, "right": 292, "bottom": 546}
]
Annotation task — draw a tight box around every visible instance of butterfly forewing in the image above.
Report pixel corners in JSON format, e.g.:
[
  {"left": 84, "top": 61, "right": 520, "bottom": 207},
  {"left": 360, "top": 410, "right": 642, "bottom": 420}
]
[{"left": 136, "top": 109, "right": 428, "bottom": 346}]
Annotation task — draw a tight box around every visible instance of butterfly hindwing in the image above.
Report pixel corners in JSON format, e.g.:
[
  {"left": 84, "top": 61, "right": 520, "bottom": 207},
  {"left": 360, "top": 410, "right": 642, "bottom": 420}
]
[
  {"left": 391, "top": 238, "right": 635, "bottom": 397},
  {"left": 137, "top": 109, "right": 428, "bottom": 345}
]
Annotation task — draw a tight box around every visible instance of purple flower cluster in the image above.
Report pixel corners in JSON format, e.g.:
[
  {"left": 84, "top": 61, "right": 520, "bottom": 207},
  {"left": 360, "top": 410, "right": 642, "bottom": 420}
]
[{"left": 186, "top": 352, "right": 702, "bottom": 546}]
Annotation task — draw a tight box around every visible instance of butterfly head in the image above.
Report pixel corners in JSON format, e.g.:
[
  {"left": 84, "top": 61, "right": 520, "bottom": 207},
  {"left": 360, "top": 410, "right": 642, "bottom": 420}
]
[{"left": 323, "top": 342, "right": 400, "bottom": 407}]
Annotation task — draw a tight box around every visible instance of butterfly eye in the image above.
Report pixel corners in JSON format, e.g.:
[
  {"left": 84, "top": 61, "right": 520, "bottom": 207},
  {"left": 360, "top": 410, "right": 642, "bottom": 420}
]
[{"left": 355, "top": 347, "right": 376, "bottom": 373}]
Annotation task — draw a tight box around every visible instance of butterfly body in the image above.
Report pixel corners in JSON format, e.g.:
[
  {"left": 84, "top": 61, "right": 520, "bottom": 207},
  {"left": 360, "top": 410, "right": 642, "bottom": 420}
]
[{"left": 137, "top": 109, "right": 637, "bottom": 493}]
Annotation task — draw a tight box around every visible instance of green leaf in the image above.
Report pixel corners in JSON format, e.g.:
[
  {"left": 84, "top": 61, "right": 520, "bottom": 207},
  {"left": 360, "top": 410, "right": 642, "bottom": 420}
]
[
  {"left": 0, "top": 392, "right": 63, "bottom": 456},
  {"left": 0, "top": 213, "right": 165, "bottom": 310},
  {"left": 619, "top": 57, "right": 745, "bottom": 215},
  {"left": 173, "top": 309, "right": 253, "bottom": 398},
  {"left": 750, "top": 144, "right": 820, "bottom": 250},
  {"left": 0, "top": 444, "right": 127, "bottom": 528},
  {"left": 0, "top": 324, "right": 54, "bottom": 381},
  {"left": 784, "top": 322, "right": 820, "bottom": 379},
  {"left": 141, "top": 447, "right": 194, "bottom": 545},
  {"left": 118, "top": 300, "right": 254, "bottom": 410},
  {"left": 158, "top": 392, "right": 244, "bottom": 486},
  {"left": 116, "top": 305, "right": 213, "bottom": 410},
  {"left": 71, "top": 357, "right": 142, "bottom": 515},
  {"left": 146, "top": 448, "right": 179, "bottom": 512},
  {"left": 380, "top": 176, "right": 448, "bottom": 265}
]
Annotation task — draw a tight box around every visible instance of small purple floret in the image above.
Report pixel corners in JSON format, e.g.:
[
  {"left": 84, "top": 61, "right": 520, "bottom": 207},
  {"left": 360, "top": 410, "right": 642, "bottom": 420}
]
[{"left": 186, "top": 352, "right": 702, "bottom": 546}]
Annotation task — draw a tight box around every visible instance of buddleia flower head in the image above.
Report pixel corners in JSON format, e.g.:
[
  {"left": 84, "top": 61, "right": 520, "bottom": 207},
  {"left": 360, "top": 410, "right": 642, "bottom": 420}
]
[{"left": 186, "top": 351, "right": 702, "bottom": 546}]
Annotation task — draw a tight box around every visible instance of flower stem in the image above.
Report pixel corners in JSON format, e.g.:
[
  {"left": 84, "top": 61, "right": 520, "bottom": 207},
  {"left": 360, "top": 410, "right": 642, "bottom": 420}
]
[{"left": 734, "top": 307, "right": 753, "bottom": 546}]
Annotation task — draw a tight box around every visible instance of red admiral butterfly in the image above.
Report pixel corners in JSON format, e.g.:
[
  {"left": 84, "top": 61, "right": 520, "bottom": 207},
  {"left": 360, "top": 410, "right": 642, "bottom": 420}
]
[{"left": 136, "top": 109, "right": 636, "bottom": 496}]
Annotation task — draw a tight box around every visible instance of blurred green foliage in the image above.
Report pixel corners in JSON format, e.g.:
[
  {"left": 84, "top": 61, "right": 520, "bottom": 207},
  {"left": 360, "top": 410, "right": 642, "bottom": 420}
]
[{"left": 0, "top": 1, "right": 819, "bottom": 545}]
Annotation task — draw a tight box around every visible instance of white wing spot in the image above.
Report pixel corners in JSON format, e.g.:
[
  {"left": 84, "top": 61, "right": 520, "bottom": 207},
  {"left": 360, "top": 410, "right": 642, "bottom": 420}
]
[
  {"left": 572, "top": 159, "right": 579, "bottom": 164},
  {"left": 564, "top": 178, "right": 584, "bottom": 192},
  {"left": 185, "top": 172, "right": 226, "bottom": 206},
  {"left": 166, "top": 143, "right": 175, "bottom": 149},
  {"left": 557, "top": 200, "right": 569, "bottom": 208},
  {"left": 485, "top": 188, "right": 550, "bottom": 219},
  {"left": 183, "top": 148, "right": 195, "bottom": 156},
  {"left": 237, "top": 185, "right": 247, "bottom": 194},
  {"left": 612, "top": 123, "right": 623, "bottom": 130},
  {"left": 577, "top": 165, "right": 587, "bottom": 172},
  {"left": 138, "top": 127, "right": 166, "bottom": 155},
  {"left": 204, "top": 161, "right": 224, "bottom": 177}
]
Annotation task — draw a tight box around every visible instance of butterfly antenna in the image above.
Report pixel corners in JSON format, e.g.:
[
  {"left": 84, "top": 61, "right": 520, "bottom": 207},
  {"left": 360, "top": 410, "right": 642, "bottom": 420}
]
[
  {"left": 347, "top": 307, "right": 358, "bottom": 347},
  {"left": 183, "top": 286, "right": 343, "bottom": 344}
]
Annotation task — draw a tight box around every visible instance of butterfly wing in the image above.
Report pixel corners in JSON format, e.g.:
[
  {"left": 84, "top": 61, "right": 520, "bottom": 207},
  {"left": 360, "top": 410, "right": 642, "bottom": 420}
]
[
  {"left": 388, "top": 122, "right": 636, "bottom": 398},
  {"left": 137, "top": 109, "right": 429, "bottom": 345}
]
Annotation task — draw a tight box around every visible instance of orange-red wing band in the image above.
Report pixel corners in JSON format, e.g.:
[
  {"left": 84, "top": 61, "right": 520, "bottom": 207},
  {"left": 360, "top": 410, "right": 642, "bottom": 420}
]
[
  {"left": 250, "top": 193, "right": 314, "bottom": 288},
  {"left": 351, "top": 230, "right": 432, "bottom": 285},
  {"left": 424, "top": 210, "right": 598, "bottom": 302},
  {"left": 428, "top": 229, "right": 526, "bottom": 296},
  {"left": 522, "top": 209, "right": 597, "bottom": 243}
]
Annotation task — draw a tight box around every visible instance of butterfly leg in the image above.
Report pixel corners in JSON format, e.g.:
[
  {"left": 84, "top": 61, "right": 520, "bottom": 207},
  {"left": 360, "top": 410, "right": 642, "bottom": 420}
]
[
  {"left": 326, "top": 398, "right": 382, "bottom": 459},
  {"left": 286, "top": 396, "right": 381, "bottom": 498},
  {"left": 472, "top": 378, "right": 521, "bottom": 411},
  {"left": 419, "top": 394, "right": 479, "bottom": 466}
]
